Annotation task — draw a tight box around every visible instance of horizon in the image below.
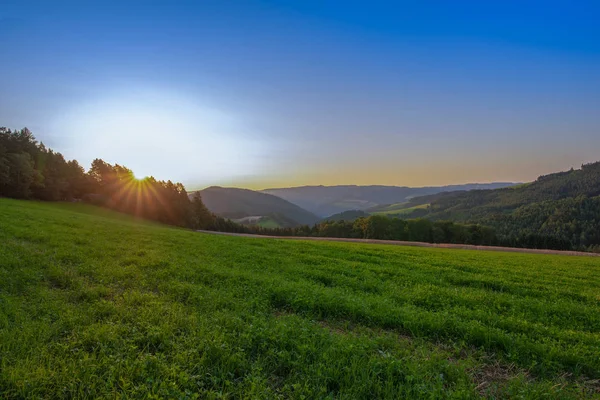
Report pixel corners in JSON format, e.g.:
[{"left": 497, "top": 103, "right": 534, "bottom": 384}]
[
  {"left": 2, "top": 1, "right": 599, "bottom": 189},
  {"left": 198, "top": 181, "right": 522, "bottom": 192}
]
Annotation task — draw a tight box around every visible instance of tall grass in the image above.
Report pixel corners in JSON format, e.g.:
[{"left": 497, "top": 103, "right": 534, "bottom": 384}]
[{"left": 1, "top": 199, "right": 598, "bottom": 399}]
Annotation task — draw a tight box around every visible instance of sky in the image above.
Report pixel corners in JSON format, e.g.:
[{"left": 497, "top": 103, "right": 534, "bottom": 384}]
[{"left": 1, "top": 0, "right": 599, "bottom": 190}]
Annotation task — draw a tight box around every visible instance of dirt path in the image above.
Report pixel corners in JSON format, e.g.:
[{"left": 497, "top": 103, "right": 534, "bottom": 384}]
[{"left": 196, "top": 230, "right": 600, "bottom": 257}]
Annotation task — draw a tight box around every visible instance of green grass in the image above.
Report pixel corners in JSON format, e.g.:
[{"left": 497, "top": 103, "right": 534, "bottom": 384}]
[
  {"left": 371, "top": 202, "right": 429, "bottom": 216},
  {"left": 257, "top": 217, "right": 282, "bottom": 229},
  {"left": 1, "top": 198, "right": 599, "bottom": 399}
]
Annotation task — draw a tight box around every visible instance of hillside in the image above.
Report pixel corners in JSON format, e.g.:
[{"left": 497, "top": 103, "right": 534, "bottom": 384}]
[
  {"left": 262, "top": 183, "right": 516, "bottom": 217},
  {"left": 401, "top": 161, "right": 600, "bottom": 249},
  {"left": 320, "top": 209, "right": 369, "bottom": 222},
  {"left": 191, "top": 186, "right": 320, "bottom": 227},
  {"left": 1, "top": 199, "right": 599, "bottom": 398}
]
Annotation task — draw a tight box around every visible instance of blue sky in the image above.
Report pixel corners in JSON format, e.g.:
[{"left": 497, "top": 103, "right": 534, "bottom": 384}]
[{"left": 1, "top": 0, "right": 599, "bottom": 189}]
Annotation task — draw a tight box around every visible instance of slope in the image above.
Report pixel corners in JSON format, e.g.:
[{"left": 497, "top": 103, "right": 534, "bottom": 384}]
[
  {"left": 191, "top": 186, "right": 320, "bottom": 227},
  {"left": 401, "top": 161, "right": 600, "bottom": 249},
  {"left": 1, "top": 199, "right": 599, "bottom": 398},
  {"left": 320, "top": 209, "right": 369, "bottom": 222}
]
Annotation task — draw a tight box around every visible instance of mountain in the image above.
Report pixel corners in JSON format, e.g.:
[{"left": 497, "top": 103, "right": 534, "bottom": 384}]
[
  {"left": 191, "top": 186, "right": 320, "bottom": 227},
  {"left": 261, "top": 183, "right": 516, "bottom": 217},
  {"left": 397, "top": 161, "right": 600, "bottom": 250}
]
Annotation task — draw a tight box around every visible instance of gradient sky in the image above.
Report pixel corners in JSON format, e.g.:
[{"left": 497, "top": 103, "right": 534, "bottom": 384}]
[{"left": 1, "top": 1, "right": 599, "bottom": 190}]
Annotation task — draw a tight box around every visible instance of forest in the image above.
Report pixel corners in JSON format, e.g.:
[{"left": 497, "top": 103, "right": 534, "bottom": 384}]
[
  {"left": 0, "top": 127, "right": 595, "bottom": 252},
  {"left": 0, "top": 127, "right": 214, "bottom": 229},
  {"left": 396, "top": 162, "right": 600, "bottom": 252}
]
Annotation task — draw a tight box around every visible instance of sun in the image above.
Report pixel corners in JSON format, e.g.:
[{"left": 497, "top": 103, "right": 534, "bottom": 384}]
[
  {"left": 57, "top": 86, "right": 269, "bottom": 186},
  {"left": 132, "top": 172, "right": 148, "bottom": 181}
]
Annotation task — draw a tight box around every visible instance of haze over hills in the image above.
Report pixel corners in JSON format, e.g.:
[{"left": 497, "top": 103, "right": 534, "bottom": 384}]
[
  {"left": 262, "top": 183, "right": 516, "bottom": 217},
  {"left": 191, "top": 186, "right": 320, "bottom": 227},
  {"left": 189, "top": 161, "right": 600, "bottom": 251}
]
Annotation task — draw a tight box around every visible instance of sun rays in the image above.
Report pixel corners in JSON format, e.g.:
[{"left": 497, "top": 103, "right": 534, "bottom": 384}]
[{"left": 90, "top": 161, "right": 183, "bottom": 224}]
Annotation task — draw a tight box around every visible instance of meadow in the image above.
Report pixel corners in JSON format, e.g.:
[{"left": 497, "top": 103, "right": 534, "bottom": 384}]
[
  {"left": 0, "top": 198, "right": 599, "bottom": 399},
  {"left": 370, "top": 203, "right": 429, "bottom": 217}
]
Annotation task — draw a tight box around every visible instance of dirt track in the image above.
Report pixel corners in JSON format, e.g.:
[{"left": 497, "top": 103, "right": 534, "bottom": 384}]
[{"left": 196, "top": 230, "right": 600, "bottom": 257}]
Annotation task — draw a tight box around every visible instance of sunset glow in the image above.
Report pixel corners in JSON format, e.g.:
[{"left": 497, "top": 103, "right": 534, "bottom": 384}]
[{"left": 1, "top": 1, "right": 598, "bottom": 189}]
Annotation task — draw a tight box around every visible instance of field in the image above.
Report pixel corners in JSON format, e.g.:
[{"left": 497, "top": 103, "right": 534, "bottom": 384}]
[
  {"left": 257, "top": 217, "right": 282, "bottom": 229},
  {"left": 370, "top": 202, "right": 429, "bottom": 216},
  {"left": 232, "top": 216, "right": 282, "bottom": 229},
  {"left": 1, "top": 199, "right": 599, "bottom": 399}
]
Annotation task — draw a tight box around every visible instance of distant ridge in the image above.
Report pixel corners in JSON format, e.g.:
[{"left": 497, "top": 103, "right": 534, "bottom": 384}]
[{"left": 261, "top": 183, "right": 516, "bottom": 217}]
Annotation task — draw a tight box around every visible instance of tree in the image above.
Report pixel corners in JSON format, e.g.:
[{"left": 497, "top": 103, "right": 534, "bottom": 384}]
[
  {"left": 190, "top": 192, "right": 215, "bottom": 229},
  {"left": 5, "top": 152, "right": 41, "bottom": 198},
  {"left": 0, "top": 144, "right": 10, "bottom": 187}
]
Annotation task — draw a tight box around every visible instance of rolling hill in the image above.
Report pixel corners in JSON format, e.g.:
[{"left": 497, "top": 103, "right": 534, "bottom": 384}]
[
  {"left": 320, "top": 209, "right": 369, "bottom": 222},
  {"left": 397, "top": 161, "right": 600, "bottom": 250},
  {"left": 1, "top": 198, "right": 599, "bottom": 398},
  {"left": 262, "top": 183, "right": 516, "bottom": 217},
  {"left": 191, "top": 186, "right": 320, "bottom": 227}
]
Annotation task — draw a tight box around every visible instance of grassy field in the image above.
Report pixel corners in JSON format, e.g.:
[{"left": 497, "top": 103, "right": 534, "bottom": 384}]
[
  {"left": 370, "top": 202, "right": 429, "bottom": 216},
  {"left": 257, "top": 217, "right": 282, "bottom": 229},
  {"left": 1, "top": 199, "right": 599, "bottom": 399},
  {"left": 233, "top": 216, "right": 282, "bottom": 229}
]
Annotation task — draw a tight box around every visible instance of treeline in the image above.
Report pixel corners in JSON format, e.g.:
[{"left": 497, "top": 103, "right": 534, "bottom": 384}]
[
  {"left": 0, "top": 127, "right": 215, "bottom": 228},
  {"left": 226, "top": 215, "right": 577, "bottom": 250},
  {"left": 238, "top": 216, "right": 497, "bottom": 245}
]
